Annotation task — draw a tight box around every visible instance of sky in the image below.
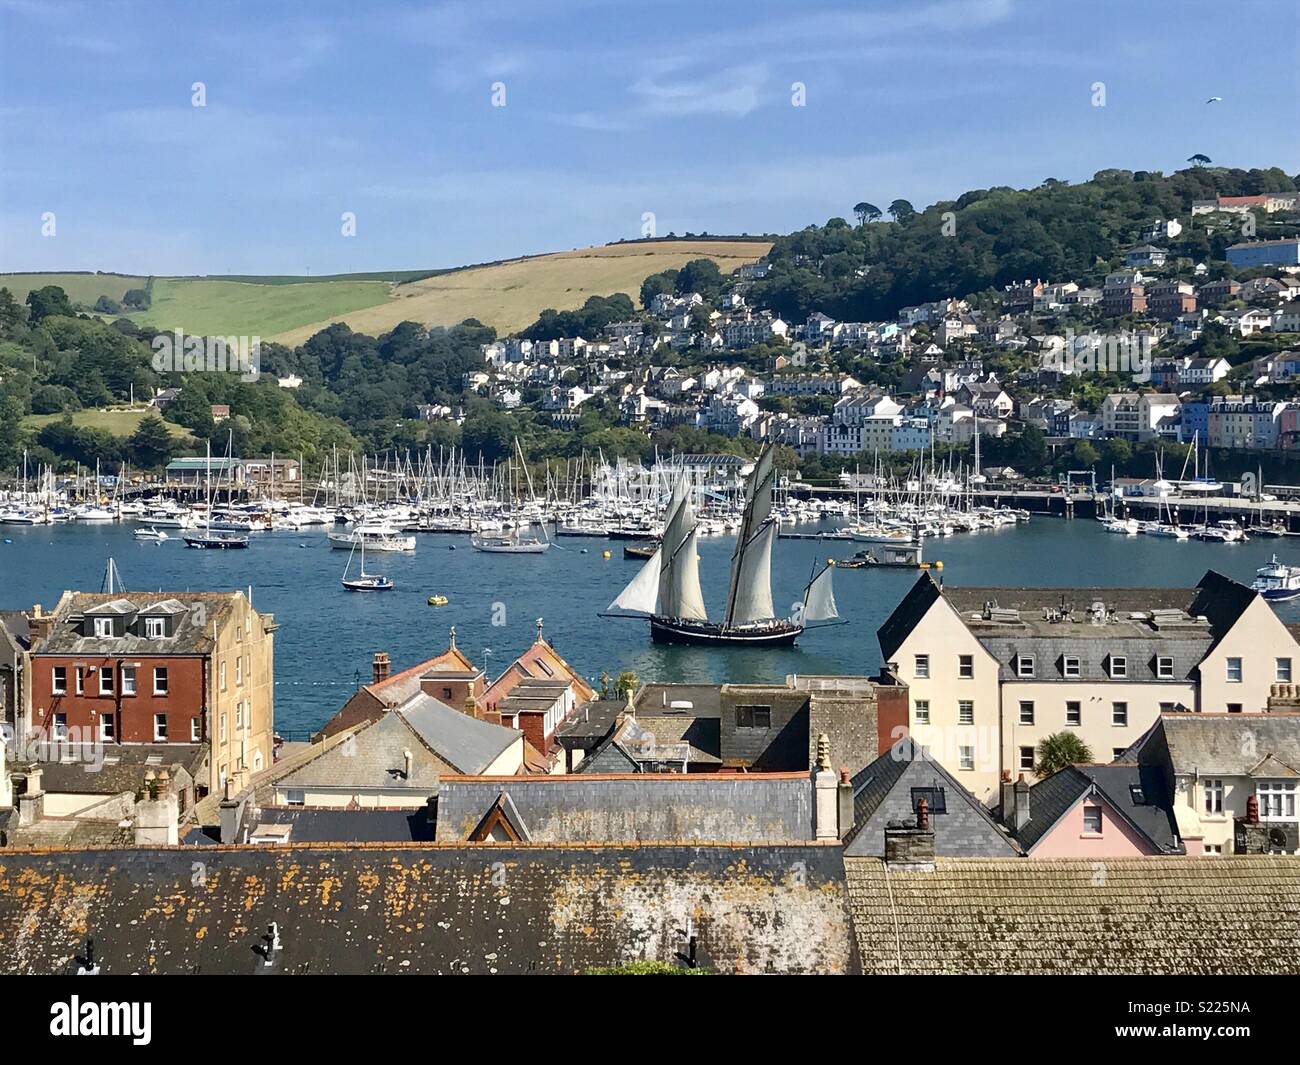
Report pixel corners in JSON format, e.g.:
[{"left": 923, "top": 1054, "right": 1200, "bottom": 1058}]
[{"left": 1, "top": 0, "right": 1296, "bottom": 276}]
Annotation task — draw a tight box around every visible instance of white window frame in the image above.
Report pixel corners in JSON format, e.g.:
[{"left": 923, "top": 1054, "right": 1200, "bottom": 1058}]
[
  {"left": 1204, "top": 778, "right": 1224, "bottom": 815},
  {"left": 914, "top": 699, "right": 930, "bottom": 724},
  {"left": 153, "top": 667, "right": 168, "bottom": 696},
  {"left": 1019, "top": 746, "right": 1035, "bottom": 771},
  {"left": 1063, "top": 655, "right": 1080, "bottom": 678},
  {"left": 236, "top": 656, "right": 243, "bottom": 686},
  {"left": 1019, "top": 700, "right": 1034, "bottom": 725},
  {"left": 153, "top": 713, "right": 168, "bottom": 742},
  {"left": 1016, "top": 655, "right": 1035, "bottom": 678},
  {"left": 1226, "top": 657, "right": 1243, "bottom": 683},
  {"left": 958, "top": 699, "right": 974, "bottom": 725},
  {"left": 1278, "top": 658, "right": 1294, "bottom": 683},
  {"left": 220, "top": 661, "right": 227, "bottom": 691},
  {"left": 1112, "top": 701, "right": 1128, "bottom": 726},
  {"left": 121, "top": 666, "right": 136, "bottom": 696},
  {"left": 1258, "top": 781, "right": 1297, "bottom": 821},
  {"left": 1156, "top": 656, "right": 1174, "bottom": 679},
  {"left": 958, "top": 654, "right": 974, "bottom": 680},
  {"left": 220, "top": 713, "right": 227, "bottom": 743},
  {"left": 144, "top": 616, "right": 166, "bottom": 639},
  {"left": 1066, "top": 700, "right": 1082, "bottom": 727},
  {"left": 93, "top": 617, "right": 113, "bottom": 638},
  {"left": 52, "top": 711, "right": 68, "bottom": 740},
  {"left": 914, "top": 654, "right": 929, "bottom": 679},
  {"left": 51, "top": 666, "right": 66, "bottom": 695},
  {"left": 957, "top": 746, "right": 974, "bottom": 771},
  {"left": 75, "top": 668, "right": 83, "bottom": 695},
  {"left": 99, "top": 665, "right": 113, "bottom": 695},
  {"left": 1109, "top": 655, "right": 1128, "bottom": 679},
  {"left": 1082, "top": 805, "right": 1103, "bottom": 835},
  {"left": 99, "top": 714, "right": 115, "bottom": 741},
  {"left": 190, "top": 718, "right": 200, "bottom": 742}
]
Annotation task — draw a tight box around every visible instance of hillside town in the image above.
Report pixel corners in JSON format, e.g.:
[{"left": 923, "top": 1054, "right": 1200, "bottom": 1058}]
[{"left": 460, "top": 209, "right": 1300, "bottom": 470}]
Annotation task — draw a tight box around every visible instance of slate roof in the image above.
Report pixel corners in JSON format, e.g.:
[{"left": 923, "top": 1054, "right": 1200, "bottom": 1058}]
[
  {"left": 999, "top": 763, "right": 1182, "bottom": 854},
  {"left": 878, "top": 571, "right": 1259, "bottom": 684},
  {"left": 846, "top": 855, "right": 1300, "bottom": 974},
  {"left": 434, "top": 773, "right": 816, "bottom": 843},
  {"left": 251, "top": 807, "right": 438, "bottom": 843},
  {"left": 34, "top": 591, "right": 242, "bottom": 655},
  {"left": 844, "top": 737, "right": 1020, "bottom": 857},
  {"left": 0, "top": 843, "right": 853, "bottom": 974},
  {"left": 0, "top": 611, "right": 31, "bottom": 652},
  {"left": 277, "top": 695, "right": 521, "bottom": 793},
  {"left": 30, "top": 743, "right": 207, "bottom": 796},
  {"left": 553, "top": 698, "right": 625, "bottom": 747},
  {"left": 398, "top": 693, "right": 520, "bottom": 774},
  {"left": 1136, "top": 713, "right": 1300, "bottom": 777}
]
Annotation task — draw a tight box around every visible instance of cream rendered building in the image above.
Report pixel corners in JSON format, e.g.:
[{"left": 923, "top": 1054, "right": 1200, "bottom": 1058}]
[
  {"left": 1131, "top": 713, "right": 1300, "bottom": 855},
  {"left": 878, "top": 572, "right": 1297, "bottom": 805}
]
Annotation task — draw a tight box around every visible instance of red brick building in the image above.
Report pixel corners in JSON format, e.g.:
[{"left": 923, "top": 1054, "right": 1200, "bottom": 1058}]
[{"left": 25, "top": 591, "right": 276, "bottom": 795}]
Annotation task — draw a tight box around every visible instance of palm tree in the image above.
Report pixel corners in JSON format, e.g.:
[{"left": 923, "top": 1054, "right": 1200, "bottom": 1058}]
[{"left": 1035, "top": 732, "right": 1094, "bottom": 777}]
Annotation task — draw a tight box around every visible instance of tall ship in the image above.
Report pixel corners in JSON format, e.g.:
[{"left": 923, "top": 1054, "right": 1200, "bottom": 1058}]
[{"left": 604, "top": 445, "right": 840, "bottom": 646}]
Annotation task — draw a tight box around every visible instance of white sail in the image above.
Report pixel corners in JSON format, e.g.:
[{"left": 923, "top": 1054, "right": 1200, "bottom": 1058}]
[
  {"left": 667, "top": 528, "right": 708, "bottom": 620},
  {"left": 800, "top": 564, "right": 839, "bottom": 624},
  {"left": 658, "top": 476, "right": 692, "bottom": 612},
  {"left": 725, "top": 445, "right": 777, "bottom": 627},
  {"left": 608, "top": 548, "right": 662, "bottom": 614},
  {"left": 728, "top": 520, "right": 776, "bottom": 624}
]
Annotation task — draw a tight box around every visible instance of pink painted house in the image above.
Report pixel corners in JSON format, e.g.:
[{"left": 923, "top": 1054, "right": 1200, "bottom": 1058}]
[{"left": 997, "top": 764, "right": 1182, "bottom": 857}]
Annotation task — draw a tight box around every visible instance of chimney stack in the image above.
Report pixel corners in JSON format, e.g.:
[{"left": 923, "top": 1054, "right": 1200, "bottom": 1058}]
[
  {"left": 884, "top": 814, "right": 936, "bottom": 871},
  {"left": 837, "top": 767, "right": 854, "bottom": 840},
  {"left": 372, "top": 651, "right": 390, "bottom": 685},
  {"left": 1013, "top": 773, "right": 1031, "bottom": 831},
  {"left": 403, "top": 749, "right": 413, "bottom": 780},
  {"left": 999, "top": 770, "right": 1015, "bottom": 822},
  {"left": 812, "top": 733, "right": 837, "bottom": 840},
  {"left": 26, "top": 603, "right": 53, "bottom": 645}
]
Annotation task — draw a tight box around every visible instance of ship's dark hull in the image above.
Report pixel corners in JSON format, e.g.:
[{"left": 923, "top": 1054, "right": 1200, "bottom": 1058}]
[{"left": 649, "top": 616, "right": 802, "bottom": 646}]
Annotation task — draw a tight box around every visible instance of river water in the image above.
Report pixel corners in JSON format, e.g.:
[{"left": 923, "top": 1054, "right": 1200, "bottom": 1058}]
[{"left": 1, "top": 519, "right": 1296, "bottom": 735}]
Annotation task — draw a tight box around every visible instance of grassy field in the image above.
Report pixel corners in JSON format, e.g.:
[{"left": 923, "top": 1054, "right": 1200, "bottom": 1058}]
[
  {"left": 271, "top": 240, "right": 771, "bottom": 345},
  {"left": 130, "top": 277, "right": 394, "bottom": 338},
  {"left": 3, "top": 239, "right": 771, "bottom": 345},
  {"left": 0, "top": 272, "right": 147, "bottom": 306},
  {"left": 23, "top": 407, "right": 196, "bottom": 442}
]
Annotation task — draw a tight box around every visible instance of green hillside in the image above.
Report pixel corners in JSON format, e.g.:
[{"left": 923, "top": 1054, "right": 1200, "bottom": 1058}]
[
  {"left": 0, "top": 272, "right": 146, "bottom": 306},
  {"left": 128, "top": 277, "right": 394, "bottom": 337}
]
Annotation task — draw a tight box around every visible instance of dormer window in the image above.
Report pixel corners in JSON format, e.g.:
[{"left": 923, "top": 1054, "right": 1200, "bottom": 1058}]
[
  {"left": 1062, "top": 655, "right": 1080, "bottom": 678},
  {"left": 144, "top": 617, "right": 166, "bottom": 639},
  {"left": 93, "top": 617, "right": 113, "bottom": 638},
  {"left": 1108, "top": 655, "right": 1128, "bottom": 679},
  {"left": 1016, "top": 654, "right": 1035, "bottom": 678},
  {"left": 1156, "top": 656, "right": 1174, "bottom": 679}
]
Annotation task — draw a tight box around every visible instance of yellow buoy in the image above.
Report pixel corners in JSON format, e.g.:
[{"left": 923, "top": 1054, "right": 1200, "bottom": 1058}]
[
  {"left": 934, "top": 560, "right": 944, "bottom": 570},
  {"left": 427, "top": 595, "right": 448, "bottom": 606},
  {"left": 602, "top": 550, "right": 611, "bottom": 559}
]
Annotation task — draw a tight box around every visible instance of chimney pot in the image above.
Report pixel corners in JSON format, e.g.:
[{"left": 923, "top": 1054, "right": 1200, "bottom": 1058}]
[
  {"left": 372, "top": 651, "right": 390, "bottom": 685},
  {"left": 1245, "top": 793, "right": 1260, "bottom": 825},
  {"left": 916, "top": 797, "right": 930, "bottom": 831}
]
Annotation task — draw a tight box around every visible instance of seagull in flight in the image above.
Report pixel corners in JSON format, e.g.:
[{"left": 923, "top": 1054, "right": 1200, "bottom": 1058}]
[{"left": 1206, "top": 96, "right": 1222, "bottom": 104}]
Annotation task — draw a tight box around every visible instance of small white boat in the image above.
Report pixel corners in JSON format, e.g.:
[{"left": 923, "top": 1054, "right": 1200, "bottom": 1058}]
[
  {"left": 133, "top": 527, "right": 169, "bottom": 542},
  {"left": 1139, "top": 521, "right": 1189, "bottom": 541},
  {"left": 1194, "top": 519, "right": 1247, "bottom": 543},
  {"left": 328, "top": 525, "right": 416, "bottom": 553},
  {"left": 471, "top": 532, "right": 551, "bottom": 554},
  {"left": 1101, "top": 516, "right": 1139, "bottom": 535},
  {"left": 1253, "top": 555, "right": 1300, "bottom": 601},
  {"left": 341, "top": 540, "right": 393, "bottom": 591}
]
